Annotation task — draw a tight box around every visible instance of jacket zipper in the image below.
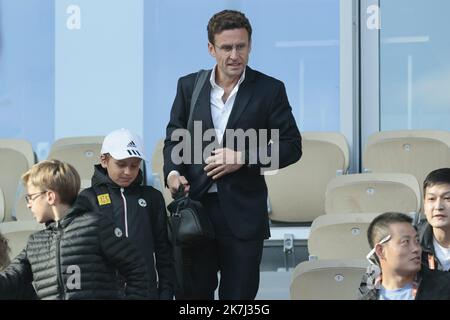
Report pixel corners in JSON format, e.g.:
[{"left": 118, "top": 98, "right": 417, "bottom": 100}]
[
  {"left": 55, "top": 223, "right": 65, "bottom": 299},
  {"left": 120, "top": 187, "right": 129, "bottom": 237}
]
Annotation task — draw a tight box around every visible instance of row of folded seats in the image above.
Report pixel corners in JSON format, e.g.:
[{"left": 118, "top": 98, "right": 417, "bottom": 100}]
[
  {"left": 282, "top": 131, "right": 450, "bottom": 300},
  {"left": 2, "top": 130, "right": 450, "bottom": 299}
]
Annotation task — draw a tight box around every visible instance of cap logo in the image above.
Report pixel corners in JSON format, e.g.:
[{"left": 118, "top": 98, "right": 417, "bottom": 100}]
[
  {"left": 126, "top": 140, "right": 142, "bottom": 157},
  {"left": 126, "top": 149, "right": 142, "bottom": 157}
]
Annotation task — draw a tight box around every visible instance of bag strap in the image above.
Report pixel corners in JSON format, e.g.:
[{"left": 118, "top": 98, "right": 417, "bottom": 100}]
[{"left": 187, "top": 69, "right": 209, "bottom": 133}]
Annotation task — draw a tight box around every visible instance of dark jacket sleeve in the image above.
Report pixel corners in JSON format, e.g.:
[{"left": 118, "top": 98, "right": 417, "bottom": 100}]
[
  {"left": 163, "top": 75, "right": 194, "bottom": 184},
  {"left": 98, "top": 215, "right": 150, "bottom": 299},
  {"left": 247, "top": 81, "right": 302, "bottom": 171},
  {"left": 151, "top": 190, "right": 175, "bottom": 300},
  {"left": 0, "top": 249, "right": 35, "bottom": 299}
]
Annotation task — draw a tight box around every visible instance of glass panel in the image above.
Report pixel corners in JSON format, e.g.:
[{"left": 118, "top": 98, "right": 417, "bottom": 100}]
[
  {"left": 380, "top": 0, "right": 450, "bottom": 130},
  {"left": 144, "top": 0, "right": 341, "bottom": 155},
  {"left": 0, "top": 0, "right": 341, "bottom": 160}
]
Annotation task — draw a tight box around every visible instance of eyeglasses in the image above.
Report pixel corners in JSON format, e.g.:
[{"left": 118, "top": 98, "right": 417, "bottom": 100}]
[
  {"left": 366, "top": 234, "right": 391, "bottom": 266},
  {"left": 214, "top": 43, "right": 248, "bottom": 54},
  {"left": 25, "top": 191, "right": 47, "bottom": 204}
]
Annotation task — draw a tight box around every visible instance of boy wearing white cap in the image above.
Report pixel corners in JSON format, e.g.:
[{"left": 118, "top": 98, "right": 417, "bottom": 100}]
[{"left": 78, "top": 128, "right": 174, "bottom": 299}]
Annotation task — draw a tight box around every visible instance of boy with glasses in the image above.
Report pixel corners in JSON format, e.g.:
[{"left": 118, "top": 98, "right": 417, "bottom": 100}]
[{"left": 0, "top": 159, "right": 150, "bottom": 299}]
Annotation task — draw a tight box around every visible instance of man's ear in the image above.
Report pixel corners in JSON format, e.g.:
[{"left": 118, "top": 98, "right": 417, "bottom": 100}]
[
  {"left": 208, "top": 42, "right": 216, "bottom": 58},
  {"left": 100, "top": 154, "right": 108, "bottom": 168},
  {"left": 375, "top": 244, "right": 385, "bottom": 261}
]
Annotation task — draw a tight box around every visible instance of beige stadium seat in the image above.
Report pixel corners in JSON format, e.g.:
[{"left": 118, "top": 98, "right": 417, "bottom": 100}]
[
  {"left": 0, "top": 139, "right": 35, "bottom": 222},
  {"left": 13, "top": 189, "right": 30, "bottom": 221},
  {"left": 151, "top": 139, "right": 173, "bottom": 208},
  {"left": 47, "top": 136, "right": 104, "bottom": 181},
  {"left": 363, "top": 130, "right": 450, "bottom": 188},
  {"left": 0, "top": 221, "right": 44, "bottom": 260},
  {"left": 265, "top": 132, "right": 349, "bottom": 223},
  {"left": 290, "top": 259, "right": 368, "bottom": 300},
  {"left": 325, "top": 173, "right": 421, "bottom": 215},
  {"left": 308, "top": 213, "right": 380, "bottom": 260}
]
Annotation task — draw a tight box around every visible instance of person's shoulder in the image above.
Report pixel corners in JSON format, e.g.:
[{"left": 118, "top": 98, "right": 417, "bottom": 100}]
[
  {"left": 416, "top": 219, "right": 432, "bottom": 243},
  {"left": 247, "top": 66, "right": 283, "bottom": 86},
  {"left": 421, "top": 267, "right": 450, "bottom": 286},
  {"left": 72, "top": 209, "right": 103, "bottom": 223},
  {"left": 78, "top": 186, "right": 96, "bottom": 198},
  {"left": 179, "top": 70, "right": 204, "bottom": 83}
]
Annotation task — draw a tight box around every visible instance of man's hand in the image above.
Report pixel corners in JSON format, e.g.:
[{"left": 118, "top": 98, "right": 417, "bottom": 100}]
[
  {"left": 167, "top": 173, "right": 190, "bottom": 197},
  {"left": 204, "top": 148, "right": 244, "bottom": 180}
]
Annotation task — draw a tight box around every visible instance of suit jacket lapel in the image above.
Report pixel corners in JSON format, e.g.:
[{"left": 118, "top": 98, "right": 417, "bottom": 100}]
[{"left": 225, "top": 66, "right": 256, "bottom": 130}]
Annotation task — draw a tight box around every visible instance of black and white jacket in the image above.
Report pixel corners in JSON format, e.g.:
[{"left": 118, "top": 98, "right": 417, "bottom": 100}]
[{"left": 78, "top": 165, "right": 174, "bottom": 300}]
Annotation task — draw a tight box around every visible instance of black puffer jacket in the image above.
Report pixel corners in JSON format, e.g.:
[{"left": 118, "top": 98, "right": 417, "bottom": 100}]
[
  {"left": 78, "top": 165, "right": 174, "bottom": 299},
  {"left": 0, "top": 205, "right": 150, "bottom": 299}
]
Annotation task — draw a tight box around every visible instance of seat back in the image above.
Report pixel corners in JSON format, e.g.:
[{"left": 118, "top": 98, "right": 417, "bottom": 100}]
[
  {"left": 47, "top": 136, "right": 104, "bottom": 181},
  {"left": 0, "top": 139, "right": 35, "bottom": 222},
  {"left": 325, "top": 173, "right": 421, "bottom": 215},
  {"left": 151, "top": 138, "right": 173, "bottom": 208},
  {"left": 0, "top": 221, "right": 43, "bottom": 260},
  {"left": 265, "top": 132, "right": 349, "bottom": 222},
  {"left": 363, "top": 130, "right": 450, "bottom": 188},
  {"left": 308, "top": 213, "right": 379, "bottom": 260},
  {"left": 290, "top": 259, "right": 368, "bottom": 300},
  {"left": 13, "top": 192, "right": 30, "bottom": 221}
]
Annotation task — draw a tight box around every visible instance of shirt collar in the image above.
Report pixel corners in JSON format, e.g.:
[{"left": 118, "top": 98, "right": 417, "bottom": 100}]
[{"left": 209, "top": 65, "right": 246, "bottom": 89}]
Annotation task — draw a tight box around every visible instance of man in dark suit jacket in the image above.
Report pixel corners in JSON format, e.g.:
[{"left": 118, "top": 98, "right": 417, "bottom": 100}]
[{"left": 163, "top": 9, "right": 302, "bottom": 300}]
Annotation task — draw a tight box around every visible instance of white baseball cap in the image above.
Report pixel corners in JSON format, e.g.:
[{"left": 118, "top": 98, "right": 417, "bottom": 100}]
[{"left": 101, "top": 128, "right": 146, "bottom": 161}]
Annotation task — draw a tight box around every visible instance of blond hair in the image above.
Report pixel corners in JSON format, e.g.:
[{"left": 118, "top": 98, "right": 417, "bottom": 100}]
[
  {"left": 21, "top": 159, "right": 80, "bottom": 205},
  {"left": 0, "top": 232, "right": 10, "bottom": 270}
]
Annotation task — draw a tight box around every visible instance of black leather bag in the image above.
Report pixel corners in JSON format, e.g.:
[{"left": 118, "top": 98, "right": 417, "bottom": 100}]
[{"left": 167, "top": 187, "right": 215, "bottom": 247}]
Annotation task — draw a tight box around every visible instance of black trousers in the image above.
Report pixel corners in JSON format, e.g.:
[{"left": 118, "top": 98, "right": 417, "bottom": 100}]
[{"left": 180, "top": 193, "right": 264, "bottom": 300}]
